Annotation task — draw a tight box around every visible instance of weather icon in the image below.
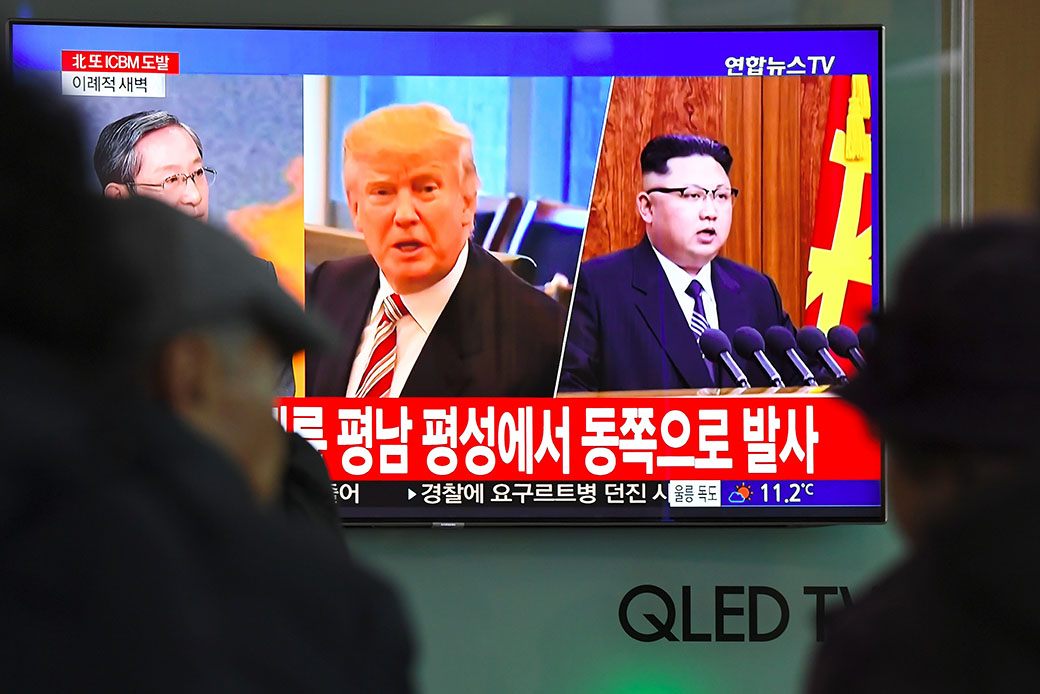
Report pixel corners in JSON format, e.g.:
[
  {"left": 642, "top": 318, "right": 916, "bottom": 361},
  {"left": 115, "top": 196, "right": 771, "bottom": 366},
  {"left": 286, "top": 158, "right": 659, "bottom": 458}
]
[{"left": 728, "top": 483, "right": 754, "bottom": 504}]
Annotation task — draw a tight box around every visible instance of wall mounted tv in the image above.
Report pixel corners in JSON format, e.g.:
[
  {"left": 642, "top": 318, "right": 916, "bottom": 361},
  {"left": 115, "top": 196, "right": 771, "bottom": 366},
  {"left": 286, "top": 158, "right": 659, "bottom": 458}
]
[{"left": 9, "top": 21, "right": 884, "bottom": 526}]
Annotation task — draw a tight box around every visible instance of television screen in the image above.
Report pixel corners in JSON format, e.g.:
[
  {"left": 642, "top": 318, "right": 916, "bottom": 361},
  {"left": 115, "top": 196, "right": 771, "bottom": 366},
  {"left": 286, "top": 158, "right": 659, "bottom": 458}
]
[{"left": 9, "top": 22, "right": 884, "bottom": 525}]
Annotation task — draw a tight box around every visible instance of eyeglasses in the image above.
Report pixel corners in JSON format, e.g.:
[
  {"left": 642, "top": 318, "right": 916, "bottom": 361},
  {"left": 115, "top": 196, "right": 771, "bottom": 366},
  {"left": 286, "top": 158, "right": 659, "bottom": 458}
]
[
  {"left": 645, "top": 185, "right": 739, "bottom": 204},
  {"left": 128, "top": 166, "right": 216, "bottom": 194}
]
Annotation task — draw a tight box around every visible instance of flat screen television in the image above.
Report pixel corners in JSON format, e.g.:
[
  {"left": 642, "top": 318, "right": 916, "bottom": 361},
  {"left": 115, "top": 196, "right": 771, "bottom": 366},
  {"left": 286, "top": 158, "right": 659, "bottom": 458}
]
[{"left": 9, "top": 21, "right": 884, "bottom": 526}]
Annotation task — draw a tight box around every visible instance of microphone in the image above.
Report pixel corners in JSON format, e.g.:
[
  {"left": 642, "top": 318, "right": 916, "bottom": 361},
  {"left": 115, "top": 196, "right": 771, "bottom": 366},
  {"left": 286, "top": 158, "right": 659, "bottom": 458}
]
[
  {"left": 858, "top": 323, "right": 875, "bottom": 353},
  {"left": 733, "top": 327, "right": 785, "bottom": 387},
  {"left": 827, "top": 324, "right": 867, "bottom": 371},
  {"left": 700, "top": 329, "right": 751, "bottom": 388},
  {"left": 764, "top": 326, "right": 818, "bottom": 387},
  {"left": 797, "top": 326, "right": 848, "bottom": 384}
]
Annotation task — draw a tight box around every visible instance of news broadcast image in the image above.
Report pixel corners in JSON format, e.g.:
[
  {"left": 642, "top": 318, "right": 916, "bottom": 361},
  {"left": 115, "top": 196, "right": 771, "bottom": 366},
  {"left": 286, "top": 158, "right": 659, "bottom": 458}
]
[{"left": 9, "top": 24, "right": 883, "bottom": 525}]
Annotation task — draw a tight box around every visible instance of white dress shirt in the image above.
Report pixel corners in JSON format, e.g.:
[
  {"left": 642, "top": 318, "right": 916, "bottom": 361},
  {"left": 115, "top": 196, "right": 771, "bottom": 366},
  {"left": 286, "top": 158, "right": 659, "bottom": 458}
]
[
  {"left": 650, "top": 243, "right": 719, "bottom": 330},
  {"left": 345, "top": 243, "right": 469, "bottom": 397}
]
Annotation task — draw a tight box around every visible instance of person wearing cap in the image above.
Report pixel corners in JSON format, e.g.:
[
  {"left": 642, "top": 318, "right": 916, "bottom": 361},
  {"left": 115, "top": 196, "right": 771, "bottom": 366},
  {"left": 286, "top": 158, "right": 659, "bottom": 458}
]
[
  {"left": 559, "top": 134, "right": 796, "bottom": 392},
  {"left": 306, "top": 103, "right": 566, "bottom": 397},
  {"left": 806, "top": 218, "right": 1040, "bottom": 693},
  {"left": 1, "top": 72, "right": 413, "bottom": 692},
  {"left": 109, "top": 196, "right": 337, "bottom": 503},
  {"left": 4, "top": 199, "right": 416, "bottom": 691}
]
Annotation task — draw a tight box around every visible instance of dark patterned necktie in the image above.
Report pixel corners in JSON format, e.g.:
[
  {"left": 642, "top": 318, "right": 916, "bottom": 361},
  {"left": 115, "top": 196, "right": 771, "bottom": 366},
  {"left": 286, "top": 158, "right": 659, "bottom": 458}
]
[
  {"left": 686, "top": 279, "right": 709, "bottom": 338},
  {"left": 686, "top": 279, "right": 716, "bottom": 384}
]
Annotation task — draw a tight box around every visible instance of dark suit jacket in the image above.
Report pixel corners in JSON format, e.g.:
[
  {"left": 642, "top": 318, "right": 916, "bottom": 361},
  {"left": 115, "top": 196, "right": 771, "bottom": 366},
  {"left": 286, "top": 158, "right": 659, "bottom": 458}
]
[
  {"left": 307, "top": 240, "right": 566, "bottom": 397},
  {"left": 559, "top": 236, "right": 796, "bottom": 392}
]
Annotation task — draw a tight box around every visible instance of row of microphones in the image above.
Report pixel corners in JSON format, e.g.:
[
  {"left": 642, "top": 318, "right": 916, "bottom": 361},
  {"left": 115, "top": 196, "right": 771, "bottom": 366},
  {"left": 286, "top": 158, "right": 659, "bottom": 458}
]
[{"left": 697, "top": 323, "right": 874, "bottom": 388}]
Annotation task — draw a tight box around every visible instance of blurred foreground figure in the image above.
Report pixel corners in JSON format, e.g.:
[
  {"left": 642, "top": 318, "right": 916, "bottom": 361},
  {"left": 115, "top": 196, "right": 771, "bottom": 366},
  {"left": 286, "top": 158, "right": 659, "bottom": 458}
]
[
  {"left": 807, "top": 218, "right": 1040, "bottom": 693},
  {"left": 0, "top": 72, "right": 412, "bottom": 693}
]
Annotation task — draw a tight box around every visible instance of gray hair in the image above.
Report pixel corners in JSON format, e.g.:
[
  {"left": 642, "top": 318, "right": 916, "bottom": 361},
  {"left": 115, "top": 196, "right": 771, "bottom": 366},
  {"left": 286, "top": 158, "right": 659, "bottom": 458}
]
[{"left": 93, "top": 111, "right": 203, "bottom": 188}]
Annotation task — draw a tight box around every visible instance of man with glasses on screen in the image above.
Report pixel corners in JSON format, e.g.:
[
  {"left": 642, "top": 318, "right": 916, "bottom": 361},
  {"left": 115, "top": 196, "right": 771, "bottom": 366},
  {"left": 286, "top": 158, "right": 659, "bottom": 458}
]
[
  {"left": 306, "top": 102, "right": 565, "bottom": 398},
  {"left": 94, "top": 110, "right": 213, "bottom": 220},
  {"left": 559, "top": 134, "right": 795, "bottom": 392}
]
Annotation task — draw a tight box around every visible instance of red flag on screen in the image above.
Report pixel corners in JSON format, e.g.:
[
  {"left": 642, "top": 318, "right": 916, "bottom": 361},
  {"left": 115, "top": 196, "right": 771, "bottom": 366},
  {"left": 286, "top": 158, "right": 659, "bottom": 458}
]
[{"left": 804, "top": 74, "right": 873, "bottom": 335}]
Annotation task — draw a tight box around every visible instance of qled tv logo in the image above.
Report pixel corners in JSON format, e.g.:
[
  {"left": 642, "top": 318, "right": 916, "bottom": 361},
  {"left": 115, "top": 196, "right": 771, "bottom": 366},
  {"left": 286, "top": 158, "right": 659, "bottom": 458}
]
[{"left": 618, "top": 584, "right": 852, "bottom": 643}]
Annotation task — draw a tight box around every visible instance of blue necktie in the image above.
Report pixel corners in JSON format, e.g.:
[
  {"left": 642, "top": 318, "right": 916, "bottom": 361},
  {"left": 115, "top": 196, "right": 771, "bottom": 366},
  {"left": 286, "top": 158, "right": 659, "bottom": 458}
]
[
  {"left": 686, "top": 279, "right": 709, "bottom": 338},
  {"left": 686, "top": 279, "right": 716, "bottom": 384}
]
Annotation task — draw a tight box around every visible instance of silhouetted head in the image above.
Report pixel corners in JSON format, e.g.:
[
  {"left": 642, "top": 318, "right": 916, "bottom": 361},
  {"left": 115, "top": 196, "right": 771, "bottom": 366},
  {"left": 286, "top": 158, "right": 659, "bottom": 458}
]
[
  {"left": 841, "top": 217, "right": 1040, "bottom": 542},
  {"left": 0, "top": 70, "right": 136, "bottom": 366}
]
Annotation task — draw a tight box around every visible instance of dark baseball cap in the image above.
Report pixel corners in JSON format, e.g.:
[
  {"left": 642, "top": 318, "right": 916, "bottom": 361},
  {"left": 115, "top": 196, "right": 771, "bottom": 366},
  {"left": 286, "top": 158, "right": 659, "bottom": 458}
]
[
  {"left": 839, "top": 216, "right": 1040, "bottom": 454},
  {"left": 105, "top": 197, "right": 336, "bottom": 358}
]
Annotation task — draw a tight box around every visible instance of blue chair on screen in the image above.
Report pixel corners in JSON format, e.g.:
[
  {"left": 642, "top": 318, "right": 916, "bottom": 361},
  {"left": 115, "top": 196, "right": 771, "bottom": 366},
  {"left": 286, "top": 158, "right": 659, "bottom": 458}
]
[{"left": 506, "top": 199, "right": 588, "bottom": 286}]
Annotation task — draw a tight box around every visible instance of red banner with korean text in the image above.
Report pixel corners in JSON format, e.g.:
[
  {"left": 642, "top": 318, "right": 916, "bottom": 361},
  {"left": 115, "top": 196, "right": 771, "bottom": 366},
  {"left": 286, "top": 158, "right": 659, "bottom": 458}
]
[
  {"left": 805, "top": 74, "right": 872, "bottom": 335},
  {"left": 276, "top": 395, "right": 879, "bottom": 483},
  {"left": 61, "top": 51, "right": 180, "bottom": 73}
]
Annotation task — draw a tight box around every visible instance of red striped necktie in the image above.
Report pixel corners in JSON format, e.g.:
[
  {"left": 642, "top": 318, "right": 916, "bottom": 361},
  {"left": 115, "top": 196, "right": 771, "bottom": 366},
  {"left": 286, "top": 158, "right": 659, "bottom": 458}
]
[{"left": 355, "top": 293, "right": 408, "bottom": 398}]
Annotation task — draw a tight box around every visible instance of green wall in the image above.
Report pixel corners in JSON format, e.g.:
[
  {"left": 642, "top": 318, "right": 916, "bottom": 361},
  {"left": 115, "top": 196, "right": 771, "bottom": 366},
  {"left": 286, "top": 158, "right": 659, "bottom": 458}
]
[{"left": 351, "top": 525, "right": 903, "bottom": 692}]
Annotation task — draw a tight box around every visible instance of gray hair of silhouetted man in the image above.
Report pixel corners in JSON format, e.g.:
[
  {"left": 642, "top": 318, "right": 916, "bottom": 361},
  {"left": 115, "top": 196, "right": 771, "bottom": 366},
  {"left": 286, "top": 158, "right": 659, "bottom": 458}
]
[{"left": 106, "top": 196, "right": 335, "bottom": 502}]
